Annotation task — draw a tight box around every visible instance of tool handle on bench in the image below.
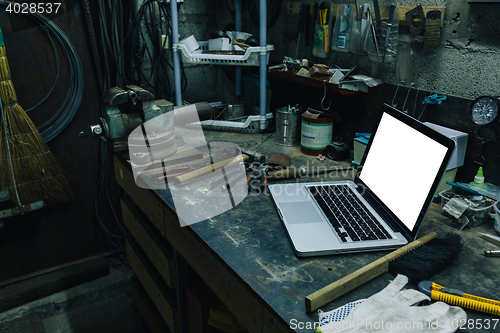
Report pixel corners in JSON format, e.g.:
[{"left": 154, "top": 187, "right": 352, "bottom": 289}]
[
  {"left": 173, "top": 154, "right": 248, "bottom": 185},
  {"left": 305, "top": 231, "right": 437, "bottom": 312}
]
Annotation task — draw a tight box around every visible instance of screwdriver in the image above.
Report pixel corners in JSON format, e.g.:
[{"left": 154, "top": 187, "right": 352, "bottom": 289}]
[{"left": 295, "top": 2, "right": 309, "bottom": 58}]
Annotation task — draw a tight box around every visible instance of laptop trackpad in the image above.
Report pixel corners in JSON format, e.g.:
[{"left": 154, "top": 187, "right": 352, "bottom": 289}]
[{"left": 279, "top": 202, "right": 323, "bottom": 224}]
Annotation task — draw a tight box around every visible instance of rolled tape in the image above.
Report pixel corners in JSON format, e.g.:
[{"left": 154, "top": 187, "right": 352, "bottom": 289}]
[{"left": 179, "top": 35, "right": 199, "bottom": 53}]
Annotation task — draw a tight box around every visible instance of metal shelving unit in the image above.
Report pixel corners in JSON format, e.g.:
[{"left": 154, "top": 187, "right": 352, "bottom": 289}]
[{"left": 171, "top": 0, "right": 271, "bottom": 130}]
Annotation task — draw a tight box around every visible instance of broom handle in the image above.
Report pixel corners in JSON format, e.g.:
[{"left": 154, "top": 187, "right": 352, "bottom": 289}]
[
  {"left": 0, "top": 95, "right": 22, "bottom": 206},
  {"left": 305, "top": 231, "right": 437, "bottom": 312}
]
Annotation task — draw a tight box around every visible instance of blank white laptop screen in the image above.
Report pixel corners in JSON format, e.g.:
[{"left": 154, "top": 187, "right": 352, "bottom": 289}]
[{"left": 358, "top": 112, "right": 449, "bottom": 231}]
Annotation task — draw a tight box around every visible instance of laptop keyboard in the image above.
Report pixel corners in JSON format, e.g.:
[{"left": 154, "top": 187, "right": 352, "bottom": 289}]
[{"left": 308, "top": 184, "right": 393, "bottom": 242}]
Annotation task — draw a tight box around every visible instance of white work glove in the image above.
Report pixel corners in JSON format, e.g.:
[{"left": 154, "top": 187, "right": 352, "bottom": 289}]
[{"left": 318, "top": 274, "right": 466, "bottom": 333}]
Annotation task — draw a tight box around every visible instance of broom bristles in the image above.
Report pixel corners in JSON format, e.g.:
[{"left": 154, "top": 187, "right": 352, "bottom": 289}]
[{"left": 0, "top": 45, "right": 73, "bottom": 206}]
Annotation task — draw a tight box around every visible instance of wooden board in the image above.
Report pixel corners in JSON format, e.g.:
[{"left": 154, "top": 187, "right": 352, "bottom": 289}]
[
  {"left": 186, "top": 282, "right": 221, "bottom": 333},
  {"left": 130, "top": 276, "right": 170, "bottom": 333},
  {"left": 121, "top": 197, "right": 176, "bottom": 288},
  {"left": 161, "top": 206, "right": 261, "bottom": 333},
  {"left": 126, "top": 238, "right": 179, "bottom": 333},
  {"left": 286, "top": 2, "right": 445, "bottom": 27},
  {"left": 0, "top": 312, "right": 45, "bottom": 333},
  {"left": 0, "top": 255, "right": 109, "bottom": 313},
  {"left": 114, "top": 155, "right": 263, "bottom": 333},
  {"left": 115, "top": 155, "right": 166, "bottom": 236}
]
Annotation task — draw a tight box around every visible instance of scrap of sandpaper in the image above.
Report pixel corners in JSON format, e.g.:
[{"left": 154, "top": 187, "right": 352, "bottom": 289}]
[{"left": 423, "top": 10, "right": 441, "bottom": 65}]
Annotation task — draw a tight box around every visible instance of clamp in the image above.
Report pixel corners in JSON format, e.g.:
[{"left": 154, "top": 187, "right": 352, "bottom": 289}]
[
  {"left": 79, "top": 85, "right": 174, "bottom": 151},
  {"left": 423, "top": 94, "right": 446, "bottom": 105}
]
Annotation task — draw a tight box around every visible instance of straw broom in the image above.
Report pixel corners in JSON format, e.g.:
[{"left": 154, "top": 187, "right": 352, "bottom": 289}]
[{"left": 0, "top": 28, "right": 73, "bottom": 206}]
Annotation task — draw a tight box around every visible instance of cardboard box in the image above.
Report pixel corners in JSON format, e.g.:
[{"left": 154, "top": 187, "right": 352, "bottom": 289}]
[
  {"left": 353, "top": 135, "right": 370, "bottom": 165},
  {"left": 423, "top": 122, "right": 468, "bottom": 170}
]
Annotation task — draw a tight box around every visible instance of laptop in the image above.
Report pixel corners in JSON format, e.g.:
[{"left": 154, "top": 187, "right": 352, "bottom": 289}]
[{"left": 268, "top": 103, "right": 455, "bottom": 257}]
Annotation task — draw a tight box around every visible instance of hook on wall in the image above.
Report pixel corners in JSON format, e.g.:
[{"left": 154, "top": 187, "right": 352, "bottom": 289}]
[
  {"left": 402, "top": 83, "right": 415, "bottom": 113},
  {"left": 321, "top": 80, "right": 331, "bottom": 111},
  {"left": 413, "top": 88, "right": 420, "bottom": 117},
  {"left": 392, "top": 81, "right": 404, "bottom": 107}
]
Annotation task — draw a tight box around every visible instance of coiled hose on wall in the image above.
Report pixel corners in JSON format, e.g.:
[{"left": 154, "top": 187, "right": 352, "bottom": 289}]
[{"left": 0, "top": 0, "right": 84, "bottom": 142}]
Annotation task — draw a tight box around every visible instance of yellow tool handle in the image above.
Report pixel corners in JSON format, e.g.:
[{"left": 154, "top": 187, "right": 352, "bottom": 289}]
[{"left": 431, "top": 283, "right": 500, "bottom": 316}]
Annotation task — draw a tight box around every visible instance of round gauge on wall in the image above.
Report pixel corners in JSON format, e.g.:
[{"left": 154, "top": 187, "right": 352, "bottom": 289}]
[{"left": 471, "top": 96, "right": 500, "bottom": 126}]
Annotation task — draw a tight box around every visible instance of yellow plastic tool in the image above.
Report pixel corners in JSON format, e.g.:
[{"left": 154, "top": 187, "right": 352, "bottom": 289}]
[{"left": 418, "top": 281, "right": 500, "bottom": 316}]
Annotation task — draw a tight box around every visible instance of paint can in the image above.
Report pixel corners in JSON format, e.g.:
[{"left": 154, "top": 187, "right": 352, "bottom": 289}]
[
  {"left": 300, "top": 113, "right": 333, "bottom": 155},
  {"left": 275, "top": 106, "right": 301, "bottom": 146},
  {"left": 223, "top": 102, "right": 245, "bottom": 120}
]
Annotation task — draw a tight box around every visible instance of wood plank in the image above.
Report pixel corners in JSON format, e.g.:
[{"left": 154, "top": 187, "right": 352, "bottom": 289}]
[
  {"left": 305, "top": 232, "right": 437, "bottom": 312},
  {"left": 286, "top": 2, "right": 445, "bottom": 27},
  {"left": 305, "top": 257, "right": 389, "bottom": 312},
  {"left": 126, "top": 238, "right": 179, "bottom": 333},
  {"left": 114, "top": 155, "right": 165, "bottom": 237},
  {"left": 115, "top": 154, "right": 266, "bottom": 333},
  {"left": 0, "top": 255, "right": 109, "bottom": 313},
  {"left": 130, "top": 276, "right": 170, "bottom": 333},
  {"left": 186, "top": 281, "right": 222, "bottom": 333},
  {"left": 121, "top": 197, "right": 176, "bottom": 288},
  {"left": 0, "top": 312, "right": 45, "bottom": 333}
]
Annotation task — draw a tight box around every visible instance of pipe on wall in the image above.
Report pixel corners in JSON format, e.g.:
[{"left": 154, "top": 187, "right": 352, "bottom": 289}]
[
  {"left": 171, "top": 0, "right": 182, "bottom": 106},
  {"left": 235, "top": 0, "right": 242, "bottom": 97},
  {"left": 259, "top": 0, "right": 267, "bottom": 130}
]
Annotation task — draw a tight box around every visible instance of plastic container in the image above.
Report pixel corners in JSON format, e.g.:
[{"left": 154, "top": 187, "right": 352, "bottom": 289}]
[
  {"left": 439, "top": 189, "right": 494, "bottom": 227},
  {"left": 494, "top": 201, "right": 500, "bottom": 235},
  {"left": 313, "top": 1, "right": 334, "bottom": 58},
  {"left": 349, "top": 4, "right": 371, "bottom": 54},
  {"left": 332, "top": 4, "right": 352, "bottom": 52},
  {"left": 175, "top": 41, "right": 274, "bottom": 66}
]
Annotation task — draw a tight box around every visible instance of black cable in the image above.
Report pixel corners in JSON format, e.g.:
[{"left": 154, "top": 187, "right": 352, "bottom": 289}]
[
  {"left": 81, "top": 0, "right": 104, "bottom": 95},
  {"left": 24, "top": 27, "right": 60, "bottom": 112},
  {"left": 95, "top": 139, "right": 129, "bottom": 240},
  {"left": 0, "top": 0, "right": 84, "bottom": 142},
  {"left": 99, "top": 0, "right": 187, "bottom": 101}
]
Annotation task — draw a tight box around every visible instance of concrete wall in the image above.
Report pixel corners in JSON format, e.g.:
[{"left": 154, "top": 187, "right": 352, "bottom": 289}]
[{"left": 206, "top": 1, "right": 500, "bottom": 101}]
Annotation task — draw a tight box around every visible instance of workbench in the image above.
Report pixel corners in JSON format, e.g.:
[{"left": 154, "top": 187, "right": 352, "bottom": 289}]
[{"left": 114, "top": 130, "right": 500, "bottom": 333}]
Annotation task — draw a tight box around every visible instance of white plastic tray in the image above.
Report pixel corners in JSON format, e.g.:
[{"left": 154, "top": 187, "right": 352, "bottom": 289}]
[{"left": 174, "top": 41, "right": 274, "bottom": 66}]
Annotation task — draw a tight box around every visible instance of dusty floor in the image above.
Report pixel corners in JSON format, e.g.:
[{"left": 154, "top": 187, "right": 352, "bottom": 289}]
[{"left": 0, "top": 257, "right": 148, "bottom": 333}]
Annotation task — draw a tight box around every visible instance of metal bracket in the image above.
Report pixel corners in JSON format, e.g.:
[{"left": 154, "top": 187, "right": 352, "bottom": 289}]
[{"left": 405, "top": 5, "right": 426, "bottom": 36}]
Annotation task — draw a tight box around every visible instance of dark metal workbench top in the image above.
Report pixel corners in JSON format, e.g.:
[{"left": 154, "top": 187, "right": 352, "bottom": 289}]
[{"left": 140, "top": 130, "right": 500, "bottom": 332}]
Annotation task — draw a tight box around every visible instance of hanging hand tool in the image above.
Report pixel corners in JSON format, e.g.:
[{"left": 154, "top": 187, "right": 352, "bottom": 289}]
[
  {"left": 367, "top": 7, "right": 382, "bottom": 61},
  {"left": 312, "top": 1, "right": 319, "bottom": 51},
  {"left": 373, "top": 0, "right": 382, "bottom": 31},
  {"left": 383, "top": 4, "right": 396, "bottom": 61},
  {"left": 295, "top": 2, "right": 310, "bottom": 58}
]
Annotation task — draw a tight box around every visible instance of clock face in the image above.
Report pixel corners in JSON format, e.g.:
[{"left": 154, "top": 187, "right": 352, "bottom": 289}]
[{"left": 471, "top": 96, "right": 499, "bottom": 126}]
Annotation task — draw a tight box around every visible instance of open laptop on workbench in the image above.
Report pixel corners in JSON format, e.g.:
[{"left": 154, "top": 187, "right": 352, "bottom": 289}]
[{"left": 268, "top": 103, "right": 455, "bottom": 257}]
